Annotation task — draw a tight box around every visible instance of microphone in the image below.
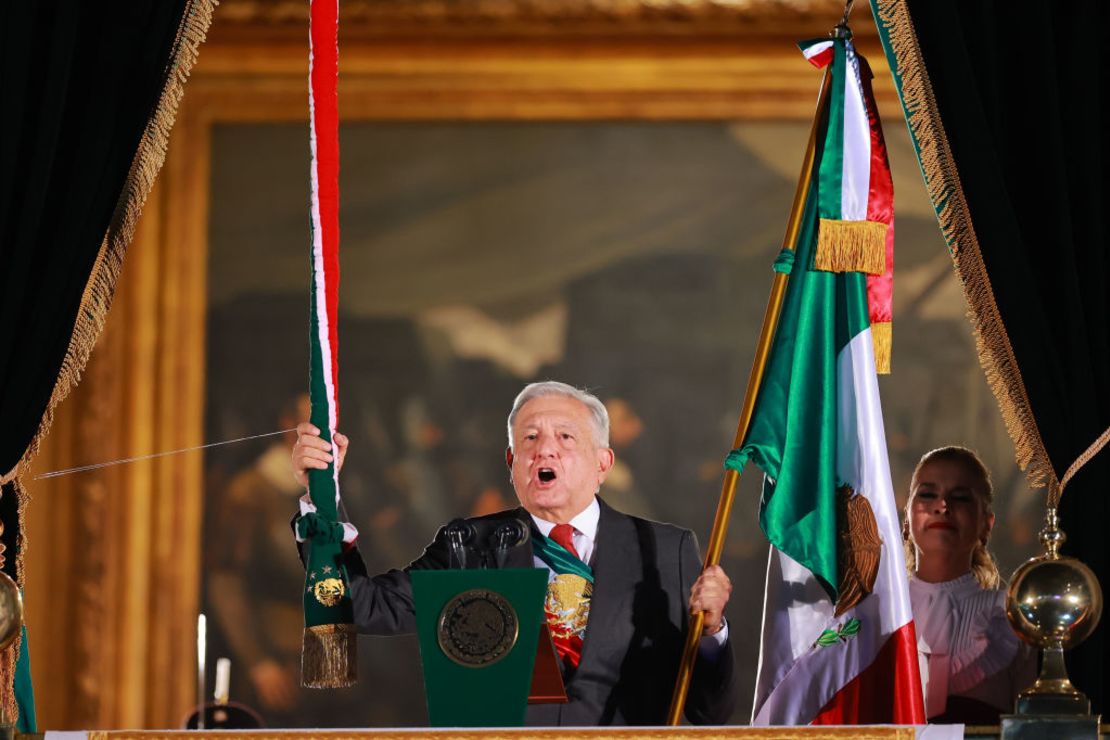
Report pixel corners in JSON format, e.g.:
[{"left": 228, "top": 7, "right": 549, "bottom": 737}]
[
  {"left": 489, "top": 518, "right": 529, "bottom": 569},
  {"left": 444, "top": 519, "right": 476, "bottom": 569}
]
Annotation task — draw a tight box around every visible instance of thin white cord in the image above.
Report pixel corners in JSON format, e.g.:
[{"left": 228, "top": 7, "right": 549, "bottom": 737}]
[{"left": 34, "top": 428, "right": 297, "bottom": 480}]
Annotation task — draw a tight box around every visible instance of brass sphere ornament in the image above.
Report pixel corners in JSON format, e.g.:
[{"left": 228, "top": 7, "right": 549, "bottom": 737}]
[
  {"left": 0, "top": 531, "right": 21, "bottom": 653},
  {"left": 0, "top": 570, "right": 21, "bottom": 652},
  {"left": 1006, "top": 507, "right": 1103, "bottom": 715}
]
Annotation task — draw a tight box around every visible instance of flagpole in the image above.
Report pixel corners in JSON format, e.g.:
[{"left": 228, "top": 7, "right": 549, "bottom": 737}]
[{"left": 666, "top": 68, "right": 833, "bottom": 726}]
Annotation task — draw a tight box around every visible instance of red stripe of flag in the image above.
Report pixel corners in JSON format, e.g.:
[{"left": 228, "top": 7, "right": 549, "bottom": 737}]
[
  {"left": 798, "top": 39, "right": 835, "bottom": 69},
  {"left": 858, "top": 53, "right": 894, "bottom": 327},
  {"left": 811, "top": 621, "right": 925, "bottom": 725}
]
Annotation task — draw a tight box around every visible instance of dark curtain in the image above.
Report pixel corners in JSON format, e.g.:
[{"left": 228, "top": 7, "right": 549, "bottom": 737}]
[
  {"left": 873, "top": 0, "right": 1109, "bottom": 711},
  {"left": 0, "top": 2, "right": 192, "bottom": 478},
  {"left": 0, "top": 0, "right": 210, "bottom": 723}
]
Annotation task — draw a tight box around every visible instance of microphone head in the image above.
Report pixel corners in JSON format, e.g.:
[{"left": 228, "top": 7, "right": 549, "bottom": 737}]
[
  {"left": 489, "top": 518, "right": 529, "bottom": 550},
  {"left": 444, "top": 518, "right": 477, "bottom": 545}
]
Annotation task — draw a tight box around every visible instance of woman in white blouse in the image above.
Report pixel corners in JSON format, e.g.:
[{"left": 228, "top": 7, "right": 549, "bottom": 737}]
[{"left": 903, "top": 446, "right": 1036, "bottom": 724}]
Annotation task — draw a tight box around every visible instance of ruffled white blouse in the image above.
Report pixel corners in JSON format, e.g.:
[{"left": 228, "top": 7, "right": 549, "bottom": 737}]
[{"left": 910, "top": 573, "right": 1037, "bottom": 719}]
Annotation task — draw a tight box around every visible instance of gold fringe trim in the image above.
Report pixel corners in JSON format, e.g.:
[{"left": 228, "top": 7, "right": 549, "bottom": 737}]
[
  {"left": 302, "top": 623, "right": 358, "bottom": 688},
  {"left": 814, "top": 219, "right": 887, "bottom": 275},
  {"left": 873, "top": 0, "right": 1055, "bottom": 491},
  {"left": 4, "top": 0, "right": 217, "bottom": 482},
  {"left": 871, "top": 321, "right": 891, "bottom": 375}
]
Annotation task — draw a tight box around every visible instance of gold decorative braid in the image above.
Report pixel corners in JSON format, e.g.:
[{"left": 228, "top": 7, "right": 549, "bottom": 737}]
[
  {"left": 1051, "top": 424, "right": 1110, "bottom": 507},
  {"left": 0, "top": 0, "right": 216, "bottom": 719},
  {"left": 1, "top": 0, "right": 216, "bottom": 485},
  {"left": 872, "top": 0, "right": 1056, "bottom": 491},
  {"left": 88, "top": 728, "right": 916, "bottom": 740}
]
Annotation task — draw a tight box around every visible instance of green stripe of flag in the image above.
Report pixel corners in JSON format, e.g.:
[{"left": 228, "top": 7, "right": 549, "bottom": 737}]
[
  {"left": 818, "top": 41, "right": 847, "bottom": 220},
  {"left": 725, "top": 77, "right": 871, "bottom": 598}
]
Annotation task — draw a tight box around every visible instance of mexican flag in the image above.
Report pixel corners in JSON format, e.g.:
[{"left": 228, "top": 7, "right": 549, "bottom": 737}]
[{"left": 725, "top": 37, "right": 923, "bottom": 725}]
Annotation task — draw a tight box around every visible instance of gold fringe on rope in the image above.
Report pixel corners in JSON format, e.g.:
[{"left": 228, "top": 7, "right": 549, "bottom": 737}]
[
  {"left": 0, "top": 0, "right": 217, "bottom": 718},
  {"left": 814, "top": 219, "right": 888, "bottom": 275},
  {"left": 871, "top": 321, "right": 891, "bottom": 375},
  {"left": 302, "top": 623, "right": 358, "bottom": 689},
  {"left": 873, "top": 0, "right": 1056, "bottom": 491}
]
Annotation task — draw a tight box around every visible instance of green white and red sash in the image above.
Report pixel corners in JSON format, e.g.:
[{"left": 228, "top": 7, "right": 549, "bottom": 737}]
[
  {"left": 299, "top": 0, "right": 357, "bottom": 689},
  {"left": 532, "top": 534, "right": 593, "bottom": 669},
  {"left": 800, "top": 37, "right": 895, "bottom": 374},
  {"left": 726, "top": 38, "right": 923, "bottom": 725}
]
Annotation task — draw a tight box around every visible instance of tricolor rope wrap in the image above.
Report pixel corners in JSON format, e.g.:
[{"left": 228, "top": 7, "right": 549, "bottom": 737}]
[{"left": 301, "top": 0, "right": 356, "bottom": 689}]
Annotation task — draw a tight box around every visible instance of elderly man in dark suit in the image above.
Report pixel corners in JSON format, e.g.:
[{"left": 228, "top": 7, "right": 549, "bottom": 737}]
[{"left": 293, "top": 381, "right": 736, "bottom": 725}]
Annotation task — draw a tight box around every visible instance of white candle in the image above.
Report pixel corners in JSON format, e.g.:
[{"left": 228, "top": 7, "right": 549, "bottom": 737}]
[
  {"left": 197, "top": 614, "right": 206, "bottom": 673},
  {"left": 214, "top": 657, "right": 231, "bottom": 705},
  {"left": 196, "top": 614, "right": 207, "bottom": 730}
]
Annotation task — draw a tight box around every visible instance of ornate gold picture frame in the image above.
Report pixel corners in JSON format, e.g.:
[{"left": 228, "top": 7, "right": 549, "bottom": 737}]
[{"left": 26, "top": 0, "right": 895, "bottom": 729}]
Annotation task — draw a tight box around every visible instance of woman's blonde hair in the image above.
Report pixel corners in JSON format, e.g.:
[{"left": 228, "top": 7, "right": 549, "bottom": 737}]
[{"left": 903, "top": 445, "right": 1001, "bottom": 589}]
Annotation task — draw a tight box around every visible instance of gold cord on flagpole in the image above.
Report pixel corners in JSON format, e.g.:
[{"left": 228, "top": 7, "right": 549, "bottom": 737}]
[{"left": 665, "top": 69, "right": 834, "bottom": 726}]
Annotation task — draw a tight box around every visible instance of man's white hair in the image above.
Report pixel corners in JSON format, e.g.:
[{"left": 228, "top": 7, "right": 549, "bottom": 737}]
[{"left": 507, "top": 381, "right": 610, "bottom": 451}]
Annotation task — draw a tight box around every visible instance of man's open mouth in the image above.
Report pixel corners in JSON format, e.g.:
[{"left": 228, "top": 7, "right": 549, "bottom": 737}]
[{"left": 538, "top": 468, "right": 557, "bottom": 483}]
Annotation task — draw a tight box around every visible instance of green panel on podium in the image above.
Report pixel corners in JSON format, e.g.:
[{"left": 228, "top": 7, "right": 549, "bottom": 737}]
[{"left": 411, "top": 568, "right": 549, "bottom": 727}]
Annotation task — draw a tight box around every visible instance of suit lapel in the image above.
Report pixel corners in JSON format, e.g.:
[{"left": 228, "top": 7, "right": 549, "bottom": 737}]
[{"left": 573, "top": 497, "right": 637, "bottom": 674}]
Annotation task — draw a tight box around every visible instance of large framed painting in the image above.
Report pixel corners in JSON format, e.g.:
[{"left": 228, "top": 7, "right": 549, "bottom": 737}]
[{"left": 24, "top": 0, "right": 1035, "bottom": 729}]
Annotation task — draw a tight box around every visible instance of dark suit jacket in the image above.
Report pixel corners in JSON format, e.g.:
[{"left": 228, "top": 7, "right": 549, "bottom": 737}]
[{"left": 336, "top": 497, "right": 737, "bottom": 725}]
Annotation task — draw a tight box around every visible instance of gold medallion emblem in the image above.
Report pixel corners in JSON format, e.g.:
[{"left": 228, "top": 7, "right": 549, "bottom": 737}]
[
  {"left": 437, "top": 589, "right": 519, "bottom": 668},
  {"left": 313, "top": 577, "right": 346, "bottom": 607},
  {"left": 544, "top": 573, "right": 591, "bottom": 639}
]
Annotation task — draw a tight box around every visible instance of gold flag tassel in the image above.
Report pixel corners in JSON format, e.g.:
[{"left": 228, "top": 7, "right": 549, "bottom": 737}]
[
  {"left": 814, "top": 218, "right": 888, "bottom": 274},
  {"left": 871, "top": 320, "right": 892, "bottom": 375},
  {"left": 302, "top": 624, "right": 358, "bottom": 689}
]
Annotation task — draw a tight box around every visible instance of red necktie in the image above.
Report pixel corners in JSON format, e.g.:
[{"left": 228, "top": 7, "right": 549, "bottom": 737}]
[{"left": 550, "top": 523, "right": 580, "bottom": 560}]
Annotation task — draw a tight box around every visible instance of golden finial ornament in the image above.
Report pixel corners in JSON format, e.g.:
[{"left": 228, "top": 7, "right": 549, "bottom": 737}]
[
  {"left": 1005, "top": 507, "right": 1103, "bottom": 715},
  {"left": 0, "top": 520, "right": 22, "bottom": 652}
]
